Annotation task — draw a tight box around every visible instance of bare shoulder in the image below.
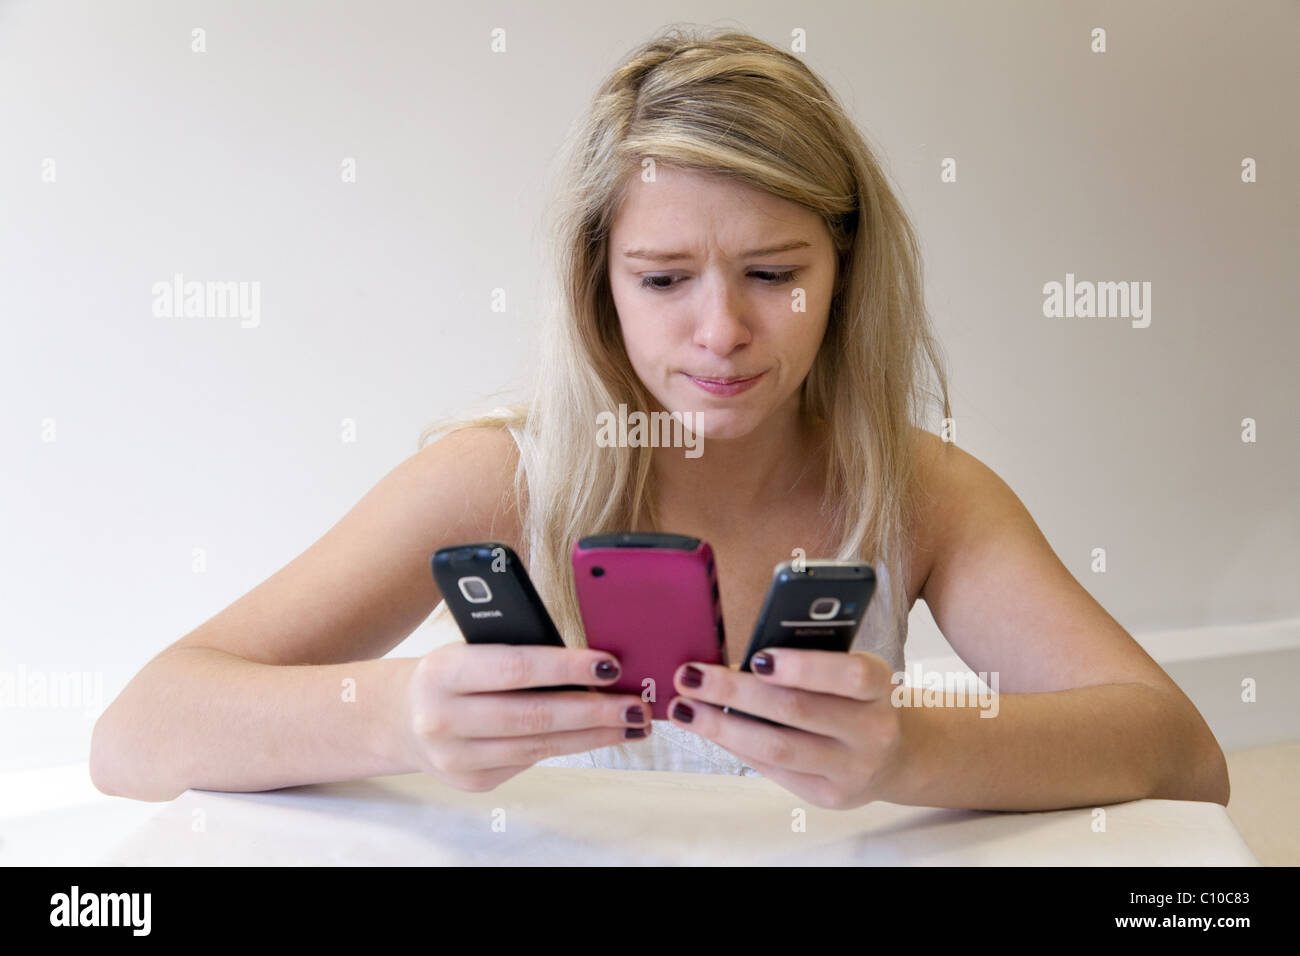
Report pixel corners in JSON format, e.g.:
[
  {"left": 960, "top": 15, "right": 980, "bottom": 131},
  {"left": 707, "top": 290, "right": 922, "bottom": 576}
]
[
  {"left": 908, "top": 426, "right": 1026, "bottom": 578},
  {"left": 411, "top": 425, "right": 525, "bottom": 547},
  {"left": 910, "top": 424, "right": 1004, "bottom": 509},
  {"left": 903, "top": 426, "right": 960, "bottom": 599},
  {"left": 908, "top": 429, "right": 1173, "bottom": 694},
  {"left": 165, "top": 423, "right": 525, "bottom": 666},
  {"left": 909, "top": 424, "right": 961, "bottom": 481},
  {"left": 904, "top": 426, "right": 1026, "bottom": 601}
]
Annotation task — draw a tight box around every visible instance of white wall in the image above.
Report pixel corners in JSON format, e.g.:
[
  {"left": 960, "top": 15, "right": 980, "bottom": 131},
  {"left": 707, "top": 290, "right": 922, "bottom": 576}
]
[{"left": 2, "top": 0, "right": 1296, "bottom": 771}]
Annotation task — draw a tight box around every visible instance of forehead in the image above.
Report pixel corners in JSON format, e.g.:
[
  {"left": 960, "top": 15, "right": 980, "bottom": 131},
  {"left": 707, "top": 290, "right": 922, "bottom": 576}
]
[{"left": 609, "top": 165, "right": 825, "bottom": 251}]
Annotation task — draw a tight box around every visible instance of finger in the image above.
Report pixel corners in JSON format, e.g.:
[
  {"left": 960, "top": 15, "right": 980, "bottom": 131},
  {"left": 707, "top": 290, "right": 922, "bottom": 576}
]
[
  {"left": 445, "top": 692, "right": 650, "bottom": 738},
  {"left": 445, "top": 724, "right": 653, "bottom": 773},
  {"left": 666, "top": 695, "right": 846, "bottom": 775},
  {"left": 743, "top": 648, "right": 895, "bottom": 702},
  {"left": 673, "top": 661, "right": 861, "bottom": 737},
  {"left": 438, "top": 643, "right": 623, "bottom": 694}
]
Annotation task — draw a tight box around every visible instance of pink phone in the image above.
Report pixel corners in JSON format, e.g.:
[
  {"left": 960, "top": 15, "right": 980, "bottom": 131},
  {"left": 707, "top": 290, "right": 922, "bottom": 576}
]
[{"left": 571, "top": 532, "right": 726, "bottom": 720}]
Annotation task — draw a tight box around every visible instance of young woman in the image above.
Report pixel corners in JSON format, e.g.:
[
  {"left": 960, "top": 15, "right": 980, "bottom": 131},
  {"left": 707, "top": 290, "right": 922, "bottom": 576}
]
[{"left": 90, "top": 27, "right": 1229, "bottom": 811}]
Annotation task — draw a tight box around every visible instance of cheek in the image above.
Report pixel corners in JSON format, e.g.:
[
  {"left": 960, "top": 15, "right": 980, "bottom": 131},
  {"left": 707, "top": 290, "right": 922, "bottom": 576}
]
[
  {"left": 804, "top": 314, "right": 831, "bottom": 360},
  {"left": 614, "top": 308, "right": 669, "bottom": 381},
  {"left": 615, "top": 306, "right": 649, "bottom": 357},
  {"left": 796, "top": 287, "right": 833, "bottom": 355},
  {"left": 770, "top": 310, "right": 829, "bottom": 369},
  {"left": 616, "top": 296, "right": 677, "bottom": 358}
]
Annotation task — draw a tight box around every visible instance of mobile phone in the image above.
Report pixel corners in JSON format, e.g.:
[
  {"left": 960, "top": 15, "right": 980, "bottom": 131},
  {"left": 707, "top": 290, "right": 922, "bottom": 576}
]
[
  {"left": 431, "top": 542, "right": 584, "bottom": 692},
  {"left": 724, "top": 559, "right": 877, "bottom": 726},
  {"left": 571, "top": 532, "right": 725, "bottom": 720}
]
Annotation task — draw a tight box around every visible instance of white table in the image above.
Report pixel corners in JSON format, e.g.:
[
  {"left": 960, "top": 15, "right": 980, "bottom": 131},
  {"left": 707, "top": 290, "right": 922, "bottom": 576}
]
[{"left": 83, "top": 766, "right": 1258, "bottom": 866}]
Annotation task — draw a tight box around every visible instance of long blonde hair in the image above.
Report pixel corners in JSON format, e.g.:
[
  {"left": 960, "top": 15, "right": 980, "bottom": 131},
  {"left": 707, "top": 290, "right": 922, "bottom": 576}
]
[{"left": 420, "top": 25, "right": 952, "bottom": 649}]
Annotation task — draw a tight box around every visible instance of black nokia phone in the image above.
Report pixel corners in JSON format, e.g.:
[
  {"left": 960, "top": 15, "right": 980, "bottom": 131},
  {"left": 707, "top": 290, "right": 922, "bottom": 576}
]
[
  {"left": 724, "top": 559, "right": 877, "bottom": 726},
  {"left": 431, "top": 542, "right": 584, "bottom": 692}
]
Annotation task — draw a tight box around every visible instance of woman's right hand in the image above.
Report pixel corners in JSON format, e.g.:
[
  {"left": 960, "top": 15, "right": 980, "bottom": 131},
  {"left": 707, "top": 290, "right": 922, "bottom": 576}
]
[{"left": 400, "top": 642, "right": 650, "bottom": 792}]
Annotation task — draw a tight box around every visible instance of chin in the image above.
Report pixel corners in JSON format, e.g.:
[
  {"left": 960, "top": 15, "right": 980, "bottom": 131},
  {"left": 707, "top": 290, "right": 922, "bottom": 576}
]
[{"left": 668, "top": 405, "right": 761, "bottom": 443}]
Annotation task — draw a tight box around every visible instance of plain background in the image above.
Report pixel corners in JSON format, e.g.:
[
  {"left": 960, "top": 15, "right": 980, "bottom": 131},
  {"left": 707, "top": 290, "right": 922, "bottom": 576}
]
[{"left": 2, "top": 0, "right": 1296, "bottom": 772}]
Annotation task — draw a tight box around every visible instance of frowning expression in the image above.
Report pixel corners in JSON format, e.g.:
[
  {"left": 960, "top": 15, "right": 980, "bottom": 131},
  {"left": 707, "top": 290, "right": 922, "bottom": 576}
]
[{"left": 607, "top": 164, "right": 836, "bottom": 441}]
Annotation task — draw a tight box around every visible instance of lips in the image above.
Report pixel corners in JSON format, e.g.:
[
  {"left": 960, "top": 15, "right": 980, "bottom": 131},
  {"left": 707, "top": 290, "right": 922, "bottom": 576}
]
[
  {"left": 689, "top": 373, "right": 762, "bottom": 384},
  {"left": 684, "top": 370, "right": 766, "bottom": 396}
]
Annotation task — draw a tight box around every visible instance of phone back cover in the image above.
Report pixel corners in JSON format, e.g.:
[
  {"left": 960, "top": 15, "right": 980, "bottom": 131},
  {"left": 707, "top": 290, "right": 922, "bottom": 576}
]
[
  {"left": 572, "top": 540, "right": 722, "bottom": 719},
  {"left": 432, "top": 544, "right": 565, "bottom": 647}
]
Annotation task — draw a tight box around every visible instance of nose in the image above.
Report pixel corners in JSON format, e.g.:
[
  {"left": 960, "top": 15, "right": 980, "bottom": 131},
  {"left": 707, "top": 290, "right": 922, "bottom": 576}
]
[{"left": 692, "top": 275, "right": 752, "bottom": 355}]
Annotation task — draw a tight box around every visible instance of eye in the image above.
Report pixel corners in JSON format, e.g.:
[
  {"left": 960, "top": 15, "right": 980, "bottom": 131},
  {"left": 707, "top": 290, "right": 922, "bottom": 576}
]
[
  {"left": 640, "top": 275, "right": 679, "bottom": 291},
  {"left": 638, "top": 269, "right": 801, "bottom": 292},
  {"left": 751, "top": 269, "right": 800, "bottom": 285}
]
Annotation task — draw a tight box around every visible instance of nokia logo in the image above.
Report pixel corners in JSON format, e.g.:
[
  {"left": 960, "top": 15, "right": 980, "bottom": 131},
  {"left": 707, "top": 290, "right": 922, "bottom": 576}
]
[{"left": 470, "top": 610, "right": 503, "bottom": 619}]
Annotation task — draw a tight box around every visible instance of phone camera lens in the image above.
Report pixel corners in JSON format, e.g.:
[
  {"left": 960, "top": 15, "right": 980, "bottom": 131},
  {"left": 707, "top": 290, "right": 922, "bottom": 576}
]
[{"left": 591, "top": 566, "right": 605, "bottom": 577}]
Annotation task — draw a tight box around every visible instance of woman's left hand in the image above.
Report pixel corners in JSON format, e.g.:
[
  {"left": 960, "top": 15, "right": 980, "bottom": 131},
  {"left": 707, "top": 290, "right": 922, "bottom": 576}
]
[{"left": 667, "top": 648, "right": 907, "bottom": 810}]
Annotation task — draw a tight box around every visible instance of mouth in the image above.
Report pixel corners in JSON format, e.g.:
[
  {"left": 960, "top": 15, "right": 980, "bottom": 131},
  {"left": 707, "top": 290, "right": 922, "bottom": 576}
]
[{"left": 684, "top": 371, "right": 766, "bottom": 396}]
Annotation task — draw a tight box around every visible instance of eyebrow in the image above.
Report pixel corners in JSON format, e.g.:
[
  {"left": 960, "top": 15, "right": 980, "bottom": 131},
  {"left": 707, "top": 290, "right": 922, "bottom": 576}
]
[{"left": 620, "top": 239, "right": 812, "bottom": 262}]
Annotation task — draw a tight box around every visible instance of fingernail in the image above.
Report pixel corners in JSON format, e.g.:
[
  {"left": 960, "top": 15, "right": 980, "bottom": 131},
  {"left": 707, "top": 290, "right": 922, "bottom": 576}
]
[
  {"left": 752, "top": 652, "right": 774, "bottom": 675},
  {"left": 680, "top": 664, "right": 703, "bottom": 688},
  {"left": 594, "top": 659, "right": 619, "bottom": 680},
  {"left": 624, "top": 726, "right": 646, "bottom": 739},
  {"left": 672, "top": 701, "right": 694, "bottom": 723},
  {"left": 624, "top": 705, "right": 645, "bottom": 723}
]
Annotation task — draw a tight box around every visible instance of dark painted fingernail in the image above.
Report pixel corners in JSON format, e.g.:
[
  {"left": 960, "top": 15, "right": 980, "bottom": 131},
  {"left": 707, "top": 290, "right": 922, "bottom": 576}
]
[
  {"left": 752, "top": 652, "right": 774, "bottom": 675},
  {"left": 680, "top": 664, "right": 703, "bottom": 688},
  {"left": 624, "top": 705, "right": 645, "bottom": 723},
  {"left": 594, "top": 659, "right": 619, "bottom": 680},
  {"left": 624, "top": 726, "right": 646, "bottom": 739},
  {"left": 672, "top": 701, "right": 694, "bottom": 723}
]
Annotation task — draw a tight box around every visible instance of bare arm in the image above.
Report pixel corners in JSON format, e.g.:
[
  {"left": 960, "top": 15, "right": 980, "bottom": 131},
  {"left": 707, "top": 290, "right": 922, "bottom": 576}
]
[
  {"left": 878, "top": 682, "right": 1228, "bottom": 811},
  {"left": 665, "top": 432, "right": 1228, "bottom": 812},
  {"left": 898, "top": 431, "right": 1229, "bottom": 809},
  {"left": 90, "top": 426, "right": 523, "bottom": 801},
  {"left": 90, "top": 648, "right": 419, "bottom": 802}
]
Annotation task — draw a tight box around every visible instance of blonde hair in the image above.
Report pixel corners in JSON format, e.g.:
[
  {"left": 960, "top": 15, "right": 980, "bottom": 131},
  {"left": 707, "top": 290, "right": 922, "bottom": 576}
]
[{"left": 420, "top": 24, "right": 952, "bottom": 650}]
